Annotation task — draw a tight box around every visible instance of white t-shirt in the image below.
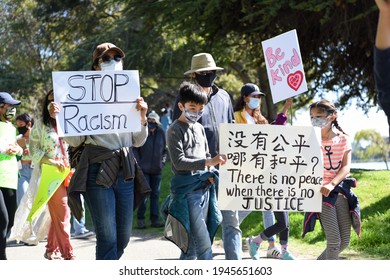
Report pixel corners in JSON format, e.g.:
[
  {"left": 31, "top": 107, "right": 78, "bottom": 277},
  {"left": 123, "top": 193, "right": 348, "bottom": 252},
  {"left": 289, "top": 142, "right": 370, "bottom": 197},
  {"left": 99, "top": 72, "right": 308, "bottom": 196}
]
[{"left": 245, "top": 111, "right": 256, "bottom": 124}]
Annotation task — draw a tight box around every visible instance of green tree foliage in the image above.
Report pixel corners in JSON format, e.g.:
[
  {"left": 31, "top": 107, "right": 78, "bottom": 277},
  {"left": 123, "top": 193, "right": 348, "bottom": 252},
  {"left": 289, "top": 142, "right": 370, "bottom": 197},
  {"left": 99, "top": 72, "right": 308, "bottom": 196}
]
[
  {"left": 0, "top": 0, "right": 382, "bottom": 119},
  {"left": 354, "top": 129, "right": 389, "bottom": 169}
]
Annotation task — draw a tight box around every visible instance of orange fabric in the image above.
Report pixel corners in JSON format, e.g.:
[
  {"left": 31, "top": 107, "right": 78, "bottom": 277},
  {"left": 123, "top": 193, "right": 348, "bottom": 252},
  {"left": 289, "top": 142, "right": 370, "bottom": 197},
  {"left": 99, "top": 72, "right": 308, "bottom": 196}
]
[{"left": 46, "top": 183, "right": 74, "bottom": 259}]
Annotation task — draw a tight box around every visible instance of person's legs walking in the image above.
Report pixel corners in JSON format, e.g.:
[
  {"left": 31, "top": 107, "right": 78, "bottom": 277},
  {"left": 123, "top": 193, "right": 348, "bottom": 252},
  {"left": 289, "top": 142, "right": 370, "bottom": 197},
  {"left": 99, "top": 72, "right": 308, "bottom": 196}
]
[
  {"left": 149, "top": 173, "right": 163, "bottom": 227},
  {"left": 221, "top": 210, "right": 242, "bottom": 260},
  {"left": 187, "top": 189, "right": 212, "bottom": 260},
  {"left": 0, "top": 190, "right": 9, "bottom": 260},
  {"left": 336, "top": 196, "right": 352, "bottom": 254},
  {"left": 317, "top": 203, "right": 340, "bottom": 260},
  {"left": 113, "top": 169, "right": 134, "bottom": 259},
  {"left": 47, "top": 184, "right": 73, "bottom": 259},
  {"left": 85, "top": 163, "right": 118, "bottom": 260},
  {"left": 136, "top": 174, "right": 150, "bottom": 229},
  {"left": 16, "top": 163, "right": 32, "bottom": 205}
]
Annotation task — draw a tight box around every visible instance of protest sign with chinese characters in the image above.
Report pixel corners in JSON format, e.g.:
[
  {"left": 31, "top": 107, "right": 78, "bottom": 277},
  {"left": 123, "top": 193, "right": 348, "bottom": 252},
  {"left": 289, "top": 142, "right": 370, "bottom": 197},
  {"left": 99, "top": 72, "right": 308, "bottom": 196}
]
[
  {"left": 52, "top": 70, "right": 141, "bottom": 137},
  {"left": 218, "top": 124, "right": 323, "bottom": 212},
  {"left": 261, "top": 29, "right": 307, "bottom": 103}
]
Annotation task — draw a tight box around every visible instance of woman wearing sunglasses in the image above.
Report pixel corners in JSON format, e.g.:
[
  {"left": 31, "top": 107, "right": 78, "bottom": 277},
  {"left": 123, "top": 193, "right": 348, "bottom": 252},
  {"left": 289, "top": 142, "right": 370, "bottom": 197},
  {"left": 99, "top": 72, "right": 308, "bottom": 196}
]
[{"left": 51, "top": 42, "right": 149, "bottom": 260}]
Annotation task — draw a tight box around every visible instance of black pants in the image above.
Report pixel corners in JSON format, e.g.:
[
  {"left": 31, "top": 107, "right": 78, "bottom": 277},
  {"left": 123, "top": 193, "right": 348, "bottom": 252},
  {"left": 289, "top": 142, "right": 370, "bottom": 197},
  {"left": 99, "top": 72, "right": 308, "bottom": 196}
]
[
  {"left": 261, "top": 211, "right": 290, "bottom": 245},
  {"left": 0, "top": 188, "right": 17, "bottom": 260}
]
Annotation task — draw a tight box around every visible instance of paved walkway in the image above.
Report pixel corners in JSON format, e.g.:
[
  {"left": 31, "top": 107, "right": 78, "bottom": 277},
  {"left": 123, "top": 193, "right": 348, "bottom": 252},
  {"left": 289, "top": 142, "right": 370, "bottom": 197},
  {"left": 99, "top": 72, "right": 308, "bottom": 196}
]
[{"left": 6, "top": 231, "right": 229, "bottom": 260}]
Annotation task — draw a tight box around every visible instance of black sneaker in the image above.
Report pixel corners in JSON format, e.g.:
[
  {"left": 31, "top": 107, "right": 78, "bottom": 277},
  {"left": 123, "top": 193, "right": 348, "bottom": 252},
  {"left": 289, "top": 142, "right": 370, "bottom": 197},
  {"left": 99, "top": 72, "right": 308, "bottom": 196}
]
[{"left": 137, "top": 219, "right": 146, "bottom": 229}]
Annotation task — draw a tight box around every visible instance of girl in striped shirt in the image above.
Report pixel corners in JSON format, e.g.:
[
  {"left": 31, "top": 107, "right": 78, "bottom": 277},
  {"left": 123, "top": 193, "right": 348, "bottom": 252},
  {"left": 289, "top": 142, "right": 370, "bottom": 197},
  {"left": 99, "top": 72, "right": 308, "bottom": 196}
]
[{"left": 310, "top": 99, "right": 352, "bottom": 260}]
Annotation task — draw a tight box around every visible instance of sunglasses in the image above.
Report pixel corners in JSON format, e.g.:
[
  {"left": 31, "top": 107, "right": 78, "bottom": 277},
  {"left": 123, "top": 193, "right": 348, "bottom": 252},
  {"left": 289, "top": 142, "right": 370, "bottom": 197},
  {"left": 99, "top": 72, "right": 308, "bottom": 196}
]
[
  {"left": 196, "top": 70, "right": 216, "bottom": 76},
  {"left": 100, "top": 54, "right": 122, "bottom": 64}
]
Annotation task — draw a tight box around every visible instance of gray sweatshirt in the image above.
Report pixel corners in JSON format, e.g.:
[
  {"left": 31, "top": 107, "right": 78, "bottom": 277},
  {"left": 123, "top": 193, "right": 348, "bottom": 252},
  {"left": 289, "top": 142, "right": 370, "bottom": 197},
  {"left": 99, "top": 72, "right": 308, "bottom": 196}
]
[
  {"left": 166, "top": 119, "right": 210, "bottom": 175},
  {"left": 64, "top": 125, "right": 148, "bottom": 150}
]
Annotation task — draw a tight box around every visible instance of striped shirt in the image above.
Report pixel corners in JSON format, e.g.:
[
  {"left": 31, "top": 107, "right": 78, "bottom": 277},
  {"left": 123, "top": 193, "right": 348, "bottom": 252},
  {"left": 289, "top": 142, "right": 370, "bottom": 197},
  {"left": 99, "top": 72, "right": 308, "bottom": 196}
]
[{"left": 321, "top": 133, "right": 351, "bottom": 185}]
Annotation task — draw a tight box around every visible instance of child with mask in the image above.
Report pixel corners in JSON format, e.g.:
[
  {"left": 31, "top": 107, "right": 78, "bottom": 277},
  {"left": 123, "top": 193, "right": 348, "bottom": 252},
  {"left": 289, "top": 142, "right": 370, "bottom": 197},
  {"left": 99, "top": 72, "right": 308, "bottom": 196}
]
[
  {"left": 308, "top": 99, "right": 358, "bottom": 260},
  {"left": 165, "top": 81, "right": 227, "bottom": 260}
]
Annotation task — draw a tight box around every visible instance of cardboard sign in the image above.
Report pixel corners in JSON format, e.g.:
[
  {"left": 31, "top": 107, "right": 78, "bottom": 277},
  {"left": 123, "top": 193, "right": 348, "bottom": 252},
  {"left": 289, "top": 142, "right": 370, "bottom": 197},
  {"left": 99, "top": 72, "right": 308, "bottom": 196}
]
[
  {"left": 52, "top": 70, "right": 141, "bottom": 137},
  {"left": 218, "top": 124, "right": 323, "bottom": 212},
  {"left": 262, "top": 30, "right": 307, "bottom": 103},
  {"left": 27, "top": 164, "right": 70, "bottom": 222}
]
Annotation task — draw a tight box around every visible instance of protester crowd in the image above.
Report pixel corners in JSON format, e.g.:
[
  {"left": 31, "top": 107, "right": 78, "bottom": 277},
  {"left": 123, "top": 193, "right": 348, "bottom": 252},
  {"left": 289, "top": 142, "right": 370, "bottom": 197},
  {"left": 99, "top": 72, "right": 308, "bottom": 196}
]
[{"left": 1, "top": 0, "right": 388, "bottom": 260}]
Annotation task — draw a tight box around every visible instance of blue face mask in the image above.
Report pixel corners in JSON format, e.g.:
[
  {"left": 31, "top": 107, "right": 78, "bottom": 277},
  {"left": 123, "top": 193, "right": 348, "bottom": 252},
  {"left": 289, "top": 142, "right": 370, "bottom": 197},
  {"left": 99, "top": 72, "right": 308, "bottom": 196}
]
[
  {"left": 311, "top": 116, "right": 331, "bottom": 128},
  {"left": 184, "top": 108, "right": 203, "bottom": 124},
  {"left": 247, "top": 98, "right": 260, "bottom": 110}
]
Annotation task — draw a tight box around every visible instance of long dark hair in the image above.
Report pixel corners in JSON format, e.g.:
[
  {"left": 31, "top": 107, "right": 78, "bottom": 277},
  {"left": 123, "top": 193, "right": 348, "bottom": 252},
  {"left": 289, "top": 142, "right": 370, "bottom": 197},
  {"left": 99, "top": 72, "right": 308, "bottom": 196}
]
[
  {"left": 42, "top": 90, "right": 54, "bottom": 127},
  {"left": 234, "top": 95, "right": 246, "bottom": 112},
  {"left": 309, "top": 99, "right": 348, "bottom": 135}
]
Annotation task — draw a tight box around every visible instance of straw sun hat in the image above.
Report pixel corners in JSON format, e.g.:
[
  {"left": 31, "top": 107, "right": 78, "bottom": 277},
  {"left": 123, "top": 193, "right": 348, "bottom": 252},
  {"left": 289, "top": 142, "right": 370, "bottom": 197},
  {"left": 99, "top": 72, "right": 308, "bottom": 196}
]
[{"left": 184, "top": 53, "right": 224, "bottom": 76}]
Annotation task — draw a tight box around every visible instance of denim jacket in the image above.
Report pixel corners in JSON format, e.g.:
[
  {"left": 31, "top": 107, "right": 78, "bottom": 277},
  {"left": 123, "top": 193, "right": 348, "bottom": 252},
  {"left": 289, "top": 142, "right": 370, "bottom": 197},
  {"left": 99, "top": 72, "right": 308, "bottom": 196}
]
[{"left": 164, "top": 169, "right": 222, "bottom": 253}]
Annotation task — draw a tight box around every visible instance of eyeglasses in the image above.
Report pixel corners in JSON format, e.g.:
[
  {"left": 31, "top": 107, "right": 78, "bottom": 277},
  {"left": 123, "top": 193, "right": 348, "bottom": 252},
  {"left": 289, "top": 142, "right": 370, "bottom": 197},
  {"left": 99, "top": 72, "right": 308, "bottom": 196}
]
[
  {"left": 100, "top": 54, "right": 122, "bottom": 64},
  {"left": 196, "top": 70, "right": 216, "bottom": 75}
]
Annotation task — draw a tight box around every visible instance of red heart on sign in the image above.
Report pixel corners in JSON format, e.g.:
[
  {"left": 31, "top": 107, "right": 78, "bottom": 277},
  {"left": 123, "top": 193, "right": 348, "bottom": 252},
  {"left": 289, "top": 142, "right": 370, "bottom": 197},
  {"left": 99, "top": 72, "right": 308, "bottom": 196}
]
[{"left": 287, "top": 71, "right": 303, "bottom": 91}]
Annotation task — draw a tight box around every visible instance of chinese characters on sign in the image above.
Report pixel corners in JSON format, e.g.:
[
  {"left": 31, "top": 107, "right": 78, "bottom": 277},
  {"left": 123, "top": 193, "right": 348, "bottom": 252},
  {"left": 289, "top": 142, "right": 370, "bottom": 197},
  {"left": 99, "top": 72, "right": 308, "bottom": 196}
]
[{"left": 219, "top": 124, "right": 323, "bottom": 212}]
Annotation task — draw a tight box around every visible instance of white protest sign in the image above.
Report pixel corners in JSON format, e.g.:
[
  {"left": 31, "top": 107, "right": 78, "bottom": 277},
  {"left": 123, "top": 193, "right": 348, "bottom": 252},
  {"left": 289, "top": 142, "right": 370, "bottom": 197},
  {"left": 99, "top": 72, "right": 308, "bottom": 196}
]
[
  {"left": 219, "top": 124, "right": 323, "bottom": 212},
  {"left": 52, "top": 70, "right": 141, "bottom": 137},
  {"left": 261, "top": 29, "right": 307, "bottom": 104}
]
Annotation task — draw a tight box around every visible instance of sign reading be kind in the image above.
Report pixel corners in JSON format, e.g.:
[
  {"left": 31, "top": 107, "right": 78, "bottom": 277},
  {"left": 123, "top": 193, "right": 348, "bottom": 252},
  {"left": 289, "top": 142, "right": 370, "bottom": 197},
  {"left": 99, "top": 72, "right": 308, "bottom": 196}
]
[
  {"left": 262, "top": 29, "right": 308, "bottom": 104},
  {"left": 52, "top": 70, "right": 141, "bottom": 137}
]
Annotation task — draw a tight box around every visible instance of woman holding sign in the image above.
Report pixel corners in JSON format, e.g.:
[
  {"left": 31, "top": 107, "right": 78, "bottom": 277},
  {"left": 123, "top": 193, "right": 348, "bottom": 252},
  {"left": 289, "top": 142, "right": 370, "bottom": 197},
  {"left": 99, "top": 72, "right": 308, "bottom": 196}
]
[
  {"left": 53, "top": 42, "right": 149, "bottom": 260},
  {"left": 237, "top": 84, "right": 295, "bottom": 260},
  {"left": 12, "top": 90, "right": 75, "bottom": 260}
]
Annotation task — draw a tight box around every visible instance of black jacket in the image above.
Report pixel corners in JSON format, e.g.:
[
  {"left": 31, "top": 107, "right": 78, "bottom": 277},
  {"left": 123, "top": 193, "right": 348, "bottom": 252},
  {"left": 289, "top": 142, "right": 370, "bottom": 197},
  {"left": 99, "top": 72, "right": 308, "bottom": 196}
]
[{"left": 133, "top": 126, "right": 167, "bottom": 174}]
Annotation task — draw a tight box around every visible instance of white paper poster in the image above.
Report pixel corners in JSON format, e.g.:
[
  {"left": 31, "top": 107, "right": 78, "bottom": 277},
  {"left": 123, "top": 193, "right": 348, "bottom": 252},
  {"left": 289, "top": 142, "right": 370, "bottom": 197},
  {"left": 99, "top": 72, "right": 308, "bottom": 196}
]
[
  {"left": 262, "top": 30, "right": 307, "bottom": 103},
  {"left": 218, "top": 124, "right": 323, "bottom": 212},
  {"left": 52, "top": 70, "right": 141, "bottom": 137}
]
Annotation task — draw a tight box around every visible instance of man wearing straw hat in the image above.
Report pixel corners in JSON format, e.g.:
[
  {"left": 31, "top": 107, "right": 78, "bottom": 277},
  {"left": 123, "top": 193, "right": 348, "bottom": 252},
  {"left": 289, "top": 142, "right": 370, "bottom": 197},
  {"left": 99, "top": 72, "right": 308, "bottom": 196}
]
[{"left": 172, "top": 53, "right": 243, "bottom": 259}]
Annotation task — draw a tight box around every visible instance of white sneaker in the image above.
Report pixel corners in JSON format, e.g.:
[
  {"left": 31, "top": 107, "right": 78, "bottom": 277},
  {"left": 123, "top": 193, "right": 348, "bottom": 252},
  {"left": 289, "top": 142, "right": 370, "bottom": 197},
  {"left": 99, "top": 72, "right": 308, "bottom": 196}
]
[{"left": 266, "top": 246, "right": 281, "bottom": 259}]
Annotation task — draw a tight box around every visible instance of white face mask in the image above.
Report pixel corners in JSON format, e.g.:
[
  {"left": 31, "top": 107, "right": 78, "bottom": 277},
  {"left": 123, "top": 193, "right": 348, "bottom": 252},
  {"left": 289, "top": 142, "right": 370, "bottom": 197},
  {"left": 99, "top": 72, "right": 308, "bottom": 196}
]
[
  {"left": 311, "top": 116, "right": 331, "bottom": 129},
  {"left": 100, "top": 60, "right": 123, "bottom": 71}
]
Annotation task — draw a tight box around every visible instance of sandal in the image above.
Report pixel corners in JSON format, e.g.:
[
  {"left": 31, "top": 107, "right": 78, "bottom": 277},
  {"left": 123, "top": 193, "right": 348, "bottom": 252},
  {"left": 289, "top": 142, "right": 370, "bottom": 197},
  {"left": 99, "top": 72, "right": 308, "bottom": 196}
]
[{"left": 44, "top": 251, "right": 62, "bottom": 260}]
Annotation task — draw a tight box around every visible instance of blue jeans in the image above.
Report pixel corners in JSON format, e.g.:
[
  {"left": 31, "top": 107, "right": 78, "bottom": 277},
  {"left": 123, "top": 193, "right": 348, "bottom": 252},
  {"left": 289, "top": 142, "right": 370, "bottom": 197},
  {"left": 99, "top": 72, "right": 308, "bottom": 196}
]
[
  {"left": 137, "top": 173, "right": 162, "bottom": 222},
  {"left": 84, "top": 163, "right": 134, "bottom": 260},
  {"left": 17, "top": 163, "right": 33, "bottom": 205},
  {"left": 221, "top": 210, "right": 242, "bottom": 260},
  {"left": 179, "top": 189, "right": 212, "bottom": 260}
]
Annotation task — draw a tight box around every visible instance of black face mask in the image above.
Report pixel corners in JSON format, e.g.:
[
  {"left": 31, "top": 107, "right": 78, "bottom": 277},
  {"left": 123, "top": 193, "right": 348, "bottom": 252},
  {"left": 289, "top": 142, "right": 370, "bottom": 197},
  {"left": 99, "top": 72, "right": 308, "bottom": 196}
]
[
  {"left": 17, "top": 126, "right": 28, "bottom": 135},
  {"left": 148, "top": 122, "right": 158, "bottom": 130},
  {"left": 195, "top": 72, "right": 217, "bottom": 87}
]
